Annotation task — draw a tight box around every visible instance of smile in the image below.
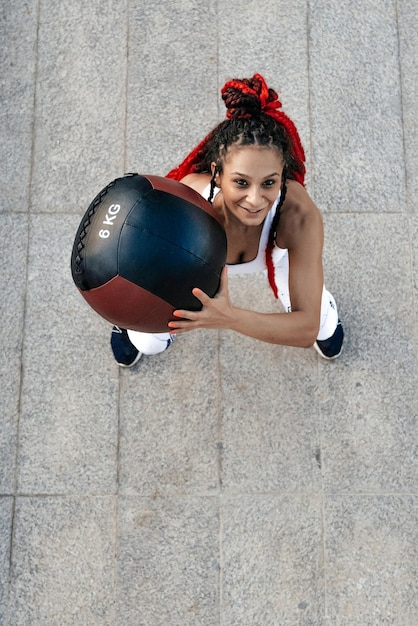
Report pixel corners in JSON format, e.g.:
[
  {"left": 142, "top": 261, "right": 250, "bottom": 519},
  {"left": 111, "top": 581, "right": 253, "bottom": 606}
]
[{"left": 239, "top": 205, "right": 267, "bottom": 214}]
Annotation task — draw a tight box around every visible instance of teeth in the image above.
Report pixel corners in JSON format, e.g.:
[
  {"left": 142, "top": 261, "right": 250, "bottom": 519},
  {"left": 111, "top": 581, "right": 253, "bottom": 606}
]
[{"left": 238, "top": 205, "right": 265, "bottom": 214}]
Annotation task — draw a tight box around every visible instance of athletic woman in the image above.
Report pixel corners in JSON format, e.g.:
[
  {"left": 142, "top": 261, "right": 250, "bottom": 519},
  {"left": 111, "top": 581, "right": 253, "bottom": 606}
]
[{"left": 111, "top": 73, "right": 344, "bottom": 366}]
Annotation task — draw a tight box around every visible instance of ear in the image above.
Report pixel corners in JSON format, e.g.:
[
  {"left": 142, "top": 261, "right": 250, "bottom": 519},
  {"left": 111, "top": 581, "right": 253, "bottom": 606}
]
[{"left": 210, "top": 162, "right": 221, "bottom": 186}]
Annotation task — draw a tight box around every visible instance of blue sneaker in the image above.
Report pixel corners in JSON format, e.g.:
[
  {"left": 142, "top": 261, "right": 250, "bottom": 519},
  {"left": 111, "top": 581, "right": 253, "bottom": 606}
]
[
  {"left": 111, "top": 326, "right": 142, "bottom": 367},
  {"left": 314, "top": 320, "right": 344, "bottom": 360}
]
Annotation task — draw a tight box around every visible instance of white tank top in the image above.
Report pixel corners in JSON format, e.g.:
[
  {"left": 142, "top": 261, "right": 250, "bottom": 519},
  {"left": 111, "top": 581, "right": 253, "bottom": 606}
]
[{"left": 201, "top": 183, "right": 287, "bottom": 275}]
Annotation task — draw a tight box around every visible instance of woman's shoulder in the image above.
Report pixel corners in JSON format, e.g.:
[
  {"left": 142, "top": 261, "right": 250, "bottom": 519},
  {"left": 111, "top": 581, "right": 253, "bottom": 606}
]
[
  {"left": 282, "top": 180, "right": 322, "bottom": 220},
  {"left": 278, "top": 179, "right": 323, "bottom": 249},
  {"left": 285, "top": 179, "right": 315, "bottom": 204},
  {"left": 180, "top": 173, "right": 212, "bottom": 195}
]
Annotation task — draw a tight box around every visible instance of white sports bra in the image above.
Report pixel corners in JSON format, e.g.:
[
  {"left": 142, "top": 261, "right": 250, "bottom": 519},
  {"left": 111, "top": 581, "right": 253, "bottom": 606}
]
[{"left": 201, "top": 183, "right": 287, "bottom": 275}]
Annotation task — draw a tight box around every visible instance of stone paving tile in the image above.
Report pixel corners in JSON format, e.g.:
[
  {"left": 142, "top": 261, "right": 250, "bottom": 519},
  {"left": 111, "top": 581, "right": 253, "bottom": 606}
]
[
  {"left": 309, "top": 0, "right": 405, "bottom": 213},
  {"left": 221, "top": 495, "right": 324, "bottom": 625},
  {"left": 0, "top": 1, "right": 37, "bottom": 213},
  {"left": 220, "top": 329, "right": 321, "bottom": 494},
  {"left": 0, "top": 497, "right": 13, "bottom": 623},
  {"left": 119, "top": 330, "right": 220, "bottom": 496},
  {"left": 0, "top": 215, "right": 28, "bottom": 494},
  {"left": 30, "top": 0, "right": 128, "bottom": 214},
  {"left": 126, "top": 0, "right": 219, "bottom": 177},
  {"left": 324, "top": 496, "right": 418, "bottom": 624},
  {"left": 319, "top": 214, "right": 418, "bottom": 493},
  {"left": 117, "top": 496, "right": 219, "bottom": 626},
  {"left": 413, "top": 216, "right": 418, "bottom": 316},
  {"left": 398, "top": 0, "right": 418, "bottom": 212},
  {"left": 17, "top": 215, "right": 119, "bottom": 494},
  {"left": 8, "top": 496, "right": 116, "bottom": 625},
  {"left": 220, "top": 274, "right": 321, "bottom": 494}
]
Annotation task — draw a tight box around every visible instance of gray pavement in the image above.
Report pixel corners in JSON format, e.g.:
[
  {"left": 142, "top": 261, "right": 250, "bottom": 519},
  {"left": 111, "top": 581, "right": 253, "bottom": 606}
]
[{"left": 1, "top": 0, "right": 418, "bottom": 624}]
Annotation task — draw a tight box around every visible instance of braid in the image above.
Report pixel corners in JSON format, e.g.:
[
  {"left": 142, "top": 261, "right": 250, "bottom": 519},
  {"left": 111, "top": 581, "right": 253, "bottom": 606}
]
[{"left": 266, "top": 171, "right": 288, "bottom": 299}]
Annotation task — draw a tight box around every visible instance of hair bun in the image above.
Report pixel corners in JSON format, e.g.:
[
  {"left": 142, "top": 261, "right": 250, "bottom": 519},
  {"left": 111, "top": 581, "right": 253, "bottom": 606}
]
[{"left": 221, "top": 73, "right": 282, "bottom": 120}]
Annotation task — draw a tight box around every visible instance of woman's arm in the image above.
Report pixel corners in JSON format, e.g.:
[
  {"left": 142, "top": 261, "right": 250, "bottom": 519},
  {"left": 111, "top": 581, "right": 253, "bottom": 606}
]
[{"left": 169, "top": 179, "right": 324, "bottom": 348}]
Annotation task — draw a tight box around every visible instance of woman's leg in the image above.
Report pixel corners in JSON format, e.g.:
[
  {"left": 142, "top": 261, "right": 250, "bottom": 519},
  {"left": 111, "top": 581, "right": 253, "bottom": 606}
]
[
  {"left": 127, "top": 330, "right": 174, "bottom": 355},
  {"left": 272, "top": 250, "right": 340, "bottom": 341},
  {"left": 111, "top": 326, "right": 174, "bottom": 367}
]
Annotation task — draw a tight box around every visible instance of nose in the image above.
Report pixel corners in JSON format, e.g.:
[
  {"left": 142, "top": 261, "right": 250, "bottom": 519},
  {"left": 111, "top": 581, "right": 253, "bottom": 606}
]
[{"left": 246, "top": 186, "right": 263, "bottom": 207}]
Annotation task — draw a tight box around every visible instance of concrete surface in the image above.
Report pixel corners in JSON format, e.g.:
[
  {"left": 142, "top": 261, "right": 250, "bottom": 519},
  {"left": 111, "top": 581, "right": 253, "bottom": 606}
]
[{"left": 1, "top": 0, "right": 418, "bottom": 624}]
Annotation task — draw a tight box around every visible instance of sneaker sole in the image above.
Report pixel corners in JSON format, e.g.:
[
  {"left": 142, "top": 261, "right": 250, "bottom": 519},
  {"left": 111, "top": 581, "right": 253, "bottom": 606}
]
[
  {"left": 117, "top": 352, "right": 143, "bottom": 368},
  {"left": 313, "top": 342, "right": 343, "bottom": 361}
]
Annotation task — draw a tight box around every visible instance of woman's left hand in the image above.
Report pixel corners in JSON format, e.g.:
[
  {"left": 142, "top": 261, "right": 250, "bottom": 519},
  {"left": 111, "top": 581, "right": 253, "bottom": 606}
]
[{"left": 168, "top": 267, "right": 235, "bottom": 333}]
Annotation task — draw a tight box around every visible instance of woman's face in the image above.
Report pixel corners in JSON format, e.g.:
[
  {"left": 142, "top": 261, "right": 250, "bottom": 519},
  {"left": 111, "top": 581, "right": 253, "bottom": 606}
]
[{"left": 214, "top": 144, "right": 284, "bottom": 226}]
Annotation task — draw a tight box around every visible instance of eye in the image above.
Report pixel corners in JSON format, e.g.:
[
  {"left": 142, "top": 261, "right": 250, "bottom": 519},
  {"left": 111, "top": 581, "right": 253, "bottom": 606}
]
[
  {"left": 262, "top": 179, "right": 277, "bottom": 187},
  {"left": 234, "top": 179, "right": 248, "bottom": 187}
]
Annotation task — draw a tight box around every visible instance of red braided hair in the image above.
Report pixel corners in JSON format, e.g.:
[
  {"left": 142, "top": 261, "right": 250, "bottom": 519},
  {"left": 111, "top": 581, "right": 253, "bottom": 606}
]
[
  {"left": 166, "top": 74, "right": 306, "bottom": 298},
  {"left": 221, "top": 74, "right": 305, "bottom": 184}
]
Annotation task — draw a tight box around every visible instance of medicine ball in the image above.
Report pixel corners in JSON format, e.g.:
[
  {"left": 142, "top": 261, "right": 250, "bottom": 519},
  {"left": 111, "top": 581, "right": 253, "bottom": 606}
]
[{"left": 71, "top": 173, "right": 227, "bottom": 332}]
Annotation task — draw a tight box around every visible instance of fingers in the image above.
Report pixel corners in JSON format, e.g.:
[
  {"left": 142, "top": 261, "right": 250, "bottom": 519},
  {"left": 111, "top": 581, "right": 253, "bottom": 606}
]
[
  {"left": 167, "top": 308, "right": 199, "bottom": 333},
  {"left": 166, "top": 268, "right": 227, "bottom": 333},
  {"left": 168, "top": 315, "right": 196, "bottom": 334},
  {"left": 190, "top": 266, "right": 227, "bottom": 303},
  {"left": 191, "top": 287, "right": 211, "bottom": 305},
  {"left": 171, "top": 309, "right": 197, "bottom": 321}
]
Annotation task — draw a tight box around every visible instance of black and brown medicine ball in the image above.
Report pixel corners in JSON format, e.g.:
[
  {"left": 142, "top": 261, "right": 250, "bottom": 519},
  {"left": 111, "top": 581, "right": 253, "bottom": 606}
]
[{"left": 71, "top": 173, "right": 227, "bottom": 333}]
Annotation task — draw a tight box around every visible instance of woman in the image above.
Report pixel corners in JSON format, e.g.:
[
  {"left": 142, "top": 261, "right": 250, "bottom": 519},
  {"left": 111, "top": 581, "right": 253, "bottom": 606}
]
[{"left": 111, "top": 74, "right": 344, "bottom": 366}]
